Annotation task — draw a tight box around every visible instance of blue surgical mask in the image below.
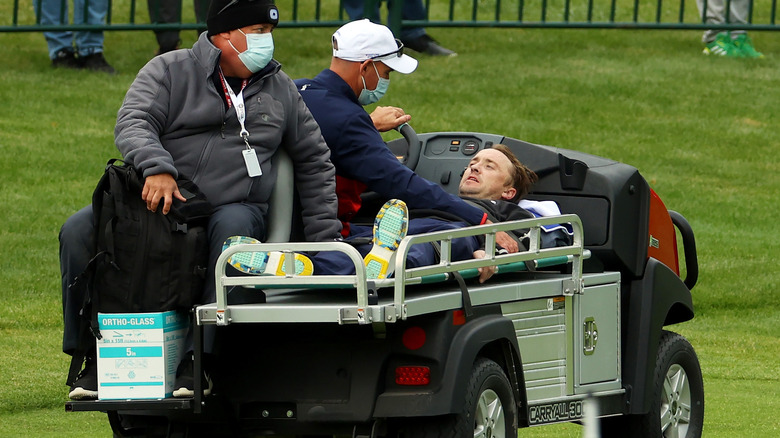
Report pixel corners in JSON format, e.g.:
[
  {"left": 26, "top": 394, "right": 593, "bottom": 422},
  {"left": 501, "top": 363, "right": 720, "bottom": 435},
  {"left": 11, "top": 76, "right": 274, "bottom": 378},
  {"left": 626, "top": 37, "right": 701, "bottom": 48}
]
[
  {"left": 358, "top": 62, "right": 390, "bottom": 106},
  {"left": 229, "top": 30, "right": 274, "bottom": 73}
]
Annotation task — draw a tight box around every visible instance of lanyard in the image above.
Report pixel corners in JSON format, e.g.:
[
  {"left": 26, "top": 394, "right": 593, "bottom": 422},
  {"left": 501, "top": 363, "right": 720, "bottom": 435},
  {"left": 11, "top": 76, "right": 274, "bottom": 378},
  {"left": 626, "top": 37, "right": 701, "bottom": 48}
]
[
  {"left": 218, "top": 69, "right": 251, "bottom": 149},
  {"left": 218, "top": 69, "right": 262, "bottom": 177}
]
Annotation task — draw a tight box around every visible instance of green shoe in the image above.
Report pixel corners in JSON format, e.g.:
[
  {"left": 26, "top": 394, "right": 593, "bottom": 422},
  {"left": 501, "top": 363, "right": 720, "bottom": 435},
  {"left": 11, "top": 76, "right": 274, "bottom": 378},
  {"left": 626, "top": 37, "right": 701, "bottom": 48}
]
[
  {"left": 703, "top": 32, "right": 741, "bottom": 58},
  {"left": 732, "top": 34, "right": 764, "bottom": 59},
  {"left": 364, "top": 199, "right": 409, "bottom": 279},
  {"left": 222, "top": 236, "right": 313, "bottom": 276}
]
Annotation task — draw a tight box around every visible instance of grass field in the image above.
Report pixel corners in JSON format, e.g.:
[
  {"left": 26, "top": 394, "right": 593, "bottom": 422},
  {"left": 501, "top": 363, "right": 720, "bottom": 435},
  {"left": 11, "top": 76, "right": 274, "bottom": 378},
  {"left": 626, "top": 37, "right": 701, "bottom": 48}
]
[{"left": 1, "top": 3, "right": 779, "bottom": 437}]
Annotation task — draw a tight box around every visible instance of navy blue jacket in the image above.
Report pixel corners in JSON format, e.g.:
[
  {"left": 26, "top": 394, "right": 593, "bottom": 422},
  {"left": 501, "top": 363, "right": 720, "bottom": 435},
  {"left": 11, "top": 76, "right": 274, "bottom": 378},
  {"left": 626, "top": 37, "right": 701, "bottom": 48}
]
[{"left": 295, "top": 69, "right": 485, "bottom": 235}]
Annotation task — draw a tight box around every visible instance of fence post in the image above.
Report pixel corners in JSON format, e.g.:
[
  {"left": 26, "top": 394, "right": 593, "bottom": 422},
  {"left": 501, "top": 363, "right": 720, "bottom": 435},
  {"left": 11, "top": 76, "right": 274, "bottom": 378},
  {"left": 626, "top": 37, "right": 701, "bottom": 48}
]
[{"left": 387, "top": 0, "right": 402, "bottom": 37}]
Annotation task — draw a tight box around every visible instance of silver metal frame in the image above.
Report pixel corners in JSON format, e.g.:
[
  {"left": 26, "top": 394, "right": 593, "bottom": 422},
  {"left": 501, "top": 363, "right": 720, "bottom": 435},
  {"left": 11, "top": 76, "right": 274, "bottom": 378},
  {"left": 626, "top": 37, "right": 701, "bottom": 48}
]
[{"left": 198, "top": 215, "right": 586, "bottom": 327}]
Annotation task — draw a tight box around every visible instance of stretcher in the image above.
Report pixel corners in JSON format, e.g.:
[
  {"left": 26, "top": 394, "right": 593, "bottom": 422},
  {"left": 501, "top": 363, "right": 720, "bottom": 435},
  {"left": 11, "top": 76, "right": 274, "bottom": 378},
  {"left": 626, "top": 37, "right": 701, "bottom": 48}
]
[{"left": 198, "top": 214, "right": 588, "bottom": 327}]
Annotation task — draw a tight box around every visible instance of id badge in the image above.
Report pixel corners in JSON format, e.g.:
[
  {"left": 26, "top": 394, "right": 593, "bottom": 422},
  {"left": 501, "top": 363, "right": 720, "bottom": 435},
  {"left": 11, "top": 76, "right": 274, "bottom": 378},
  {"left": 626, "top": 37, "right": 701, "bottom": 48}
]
[{"left": 242, "top": 149, "right": 262, "bottom": 177}]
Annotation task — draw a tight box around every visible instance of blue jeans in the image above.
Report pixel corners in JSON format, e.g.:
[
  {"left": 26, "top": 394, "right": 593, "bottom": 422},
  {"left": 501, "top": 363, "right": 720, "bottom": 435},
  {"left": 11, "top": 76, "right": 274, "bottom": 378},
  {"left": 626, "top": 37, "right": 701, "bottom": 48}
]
[
  {"left": 312, "top": 218, "right": 479, "bottom": 275},
  {"left": 343, "top": 0, "right": 427, "bottom": 41},
  {"left": 34, "top": 0, "right": 108, "bottom": 59}
]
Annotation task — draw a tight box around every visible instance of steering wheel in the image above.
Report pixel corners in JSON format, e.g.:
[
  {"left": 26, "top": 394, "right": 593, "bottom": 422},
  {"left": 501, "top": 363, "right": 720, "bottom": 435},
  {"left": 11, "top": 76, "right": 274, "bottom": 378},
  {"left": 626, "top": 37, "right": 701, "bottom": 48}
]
[{"left": 394, "top": 123, "right": 422, "bottom": 171}]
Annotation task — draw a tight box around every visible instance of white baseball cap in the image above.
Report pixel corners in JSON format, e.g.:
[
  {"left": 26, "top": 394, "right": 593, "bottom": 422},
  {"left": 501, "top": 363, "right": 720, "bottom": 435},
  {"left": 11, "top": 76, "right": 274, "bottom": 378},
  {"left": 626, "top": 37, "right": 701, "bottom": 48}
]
[{"left": 332, "top": 19, "right": 418, "bottom": 74}]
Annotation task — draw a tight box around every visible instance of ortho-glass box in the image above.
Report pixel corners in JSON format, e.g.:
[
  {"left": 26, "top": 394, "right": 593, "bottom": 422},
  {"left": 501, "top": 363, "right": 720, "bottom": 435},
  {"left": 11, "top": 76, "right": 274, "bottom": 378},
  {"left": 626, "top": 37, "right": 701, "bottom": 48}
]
[{"left": 96, "top": 311, "right": 188, "bottom": 400}]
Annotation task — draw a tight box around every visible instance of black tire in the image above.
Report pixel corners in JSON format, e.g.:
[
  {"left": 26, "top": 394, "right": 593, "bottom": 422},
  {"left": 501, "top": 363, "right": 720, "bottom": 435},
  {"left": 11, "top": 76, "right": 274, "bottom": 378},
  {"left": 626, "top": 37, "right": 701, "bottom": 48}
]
[
  {"left": 108, "top": 412, "right": 222, "bottom": 438},
  {"left": 108, "top": 412, "right": 172, "bottom": 437},
  {"left": 395, "top": 358, "right": 517, "bottom": 438},
  {"left": 603, "top": 330, "right": 704, "bottom": 438}
]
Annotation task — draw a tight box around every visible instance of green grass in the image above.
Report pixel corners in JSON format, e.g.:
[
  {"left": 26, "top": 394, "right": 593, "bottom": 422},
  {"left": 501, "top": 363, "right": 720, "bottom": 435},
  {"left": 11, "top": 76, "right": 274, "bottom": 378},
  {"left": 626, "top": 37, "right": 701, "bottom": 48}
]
[{"left": 2, "top": 4, "right": 780, "bottom": 437}]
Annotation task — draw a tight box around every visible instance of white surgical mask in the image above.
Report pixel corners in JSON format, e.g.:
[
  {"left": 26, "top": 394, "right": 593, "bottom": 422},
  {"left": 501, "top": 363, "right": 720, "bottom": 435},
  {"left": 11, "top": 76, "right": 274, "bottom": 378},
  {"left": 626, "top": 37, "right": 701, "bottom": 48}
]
[
  {"left": 229, "top": 29, "right": 274, "bottom": 73},
  {"left": 358, "top": 62, "right": 390, "bottom": 106}
]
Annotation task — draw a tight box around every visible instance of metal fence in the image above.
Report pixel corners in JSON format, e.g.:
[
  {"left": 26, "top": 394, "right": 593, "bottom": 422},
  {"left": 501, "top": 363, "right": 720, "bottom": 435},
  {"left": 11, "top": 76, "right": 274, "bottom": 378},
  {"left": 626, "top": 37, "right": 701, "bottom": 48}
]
[{"left": 3, "top": 0, "right": 780, "bottom": 33}]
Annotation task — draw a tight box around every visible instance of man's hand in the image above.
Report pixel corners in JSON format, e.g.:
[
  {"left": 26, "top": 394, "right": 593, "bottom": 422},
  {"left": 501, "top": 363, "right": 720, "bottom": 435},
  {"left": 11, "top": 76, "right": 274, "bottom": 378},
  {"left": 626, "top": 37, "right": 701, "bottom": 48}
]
[
  {"left": 370, "top": 106, "right": 411, "bottom": 132},
  {"left": 473, "top": 250, "right": 496, "bottom": 283},
  {"left": 484, "top": 220, "right": 519, "bottom": 253},
  {"left": 142, "top": 173, "right": 186, "bottom": 215},
  {"left": 495, "top": 231, "right": 519, "bottom": 253}
]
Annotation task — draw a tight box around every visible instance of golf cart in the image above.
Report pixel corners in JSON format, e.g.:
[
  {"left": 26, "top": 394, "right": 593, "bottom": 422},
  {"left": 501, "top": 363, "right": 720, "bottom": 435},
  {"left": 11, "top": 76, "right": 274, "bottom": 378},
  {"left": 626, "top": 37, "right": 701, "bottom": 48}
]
[{"left": 66, "top": 126, "right": 703, "bottom": 438}]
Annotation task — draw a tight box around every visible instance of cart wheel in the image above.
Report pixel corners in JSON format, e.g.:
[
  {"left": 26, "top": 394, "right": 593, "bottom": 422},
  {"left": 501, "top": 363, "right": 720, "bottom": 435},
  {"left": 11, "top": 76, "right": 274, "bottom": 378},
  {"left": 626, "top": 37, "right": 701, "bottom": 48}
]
[
  {"left": 603, "top": 330, "right": 704, "bottom": 438},
  {"left": 395, "top": 357, "right": 517, "bottom": 437},
  {"left": 108, "top": 412, "right": 190, "bottom": 438},
  {"left": 109, "top": 411, "right": 163, "bottom": 437}
]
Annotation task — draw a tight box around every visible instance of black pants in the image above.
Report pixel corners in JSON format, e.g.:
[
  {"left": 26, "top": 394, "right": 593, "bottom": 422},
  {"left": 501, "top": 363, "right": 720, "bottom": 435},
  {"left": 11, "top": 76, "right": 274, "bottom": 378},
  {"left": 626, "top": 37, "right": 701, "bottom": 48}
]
[{"left": 147, "top": 0, "right": 209, "bottom": 51}]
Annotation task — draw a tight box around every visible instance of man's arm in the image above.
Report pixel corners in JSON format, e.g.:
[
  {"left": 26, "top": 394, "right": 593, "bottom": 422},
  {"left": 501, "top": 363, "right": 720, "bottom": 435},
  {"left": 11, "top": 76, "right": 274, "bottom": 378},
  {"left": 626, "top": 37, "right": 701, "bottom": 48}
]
[
  {"left": 284, "top": 84, "right": 343, "bottom": 242},
  {"left": 115, "top": 57, "right": 183, "bottom": 215},
  {"left": 115, "top": 57, "right": 178, "bottom": 180},
  {"left": 332, "top": 113, "right": 487, "bottom": 226}
]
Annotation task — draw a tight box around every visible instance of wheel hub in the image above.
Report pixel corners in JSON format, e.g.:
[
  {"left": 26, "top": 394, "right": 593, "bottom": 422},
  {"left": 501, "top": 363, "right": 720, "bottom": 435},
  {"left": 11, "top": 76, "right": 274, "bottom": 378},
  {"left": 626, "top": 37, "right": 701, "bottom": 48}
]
[
  {"left": 662, "top": 364, "right": 691, "bottom": 437},
  {"left": 475, "top": 389, "right": 504, "bottom": 438}
]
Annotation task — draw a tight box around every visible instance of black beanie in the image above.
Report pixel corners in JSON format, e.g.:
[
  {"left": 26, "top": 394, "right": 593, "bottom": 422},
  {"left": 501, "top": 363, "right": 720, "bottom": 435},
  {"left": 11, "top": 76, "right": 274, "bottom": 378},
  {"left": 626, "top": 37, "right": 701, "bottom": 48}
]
[{"left": 207, "top": 0, "right": 279, "bottom": 35}]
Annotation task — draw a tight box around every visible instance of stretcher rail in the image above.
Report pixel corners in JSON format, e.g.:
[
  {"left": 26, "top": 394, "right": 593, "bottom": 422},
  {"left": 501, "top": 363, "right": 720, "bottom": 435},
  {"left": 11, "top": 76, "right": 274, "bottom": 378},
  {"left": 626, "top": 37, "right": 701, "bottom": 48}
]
[{"left": 198, "top": 214, "right": 586, "bottom": 327}]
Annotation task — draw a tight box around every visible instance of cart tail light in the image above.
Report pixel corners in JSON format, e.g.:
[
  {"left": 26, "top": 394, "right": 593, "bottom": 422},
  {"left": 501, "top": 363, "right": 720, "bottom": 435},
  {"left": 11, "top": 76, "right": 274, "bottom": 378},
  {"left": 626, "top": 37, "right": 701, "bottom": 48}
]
[{"left": 395, "top": 366, "right": 430, "bottom": 386}]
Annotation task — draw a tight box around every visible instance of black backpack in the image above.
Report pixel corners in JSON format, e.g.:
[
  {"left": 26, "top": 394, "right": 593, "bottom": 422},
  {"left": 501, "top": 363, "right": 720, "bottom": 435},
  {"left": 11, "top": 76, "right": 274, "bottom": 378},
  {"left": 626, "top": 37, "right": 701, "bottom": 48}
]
[
  {"left": 88, "top": 159, "right": 212, "bottom": 318},
  {"left": 67, "top": 159, "right": 212, "bottom": 384}
]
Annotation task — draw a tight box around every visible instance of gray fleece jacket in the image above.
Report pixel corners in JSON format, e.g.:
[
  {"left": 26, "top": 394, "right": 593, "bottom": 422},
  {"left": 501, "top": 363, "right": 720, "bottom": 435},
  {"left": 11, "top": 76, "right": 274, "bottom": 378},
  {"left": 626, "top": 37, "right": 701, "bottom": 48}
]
[{"left": 115, "top": 32, "right": 341, "bottom": 242}]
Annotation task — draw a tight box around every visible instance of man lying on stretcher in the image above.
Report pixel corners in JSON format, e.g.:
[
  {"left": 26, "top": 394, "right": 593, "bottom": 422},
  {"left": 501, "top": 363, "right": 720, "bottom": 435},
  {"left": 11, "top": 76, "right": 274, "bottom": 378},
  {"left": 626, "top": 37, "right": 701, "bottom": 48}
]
[{"left": 225, "top": 144, "right": 572, "bottom": 283}]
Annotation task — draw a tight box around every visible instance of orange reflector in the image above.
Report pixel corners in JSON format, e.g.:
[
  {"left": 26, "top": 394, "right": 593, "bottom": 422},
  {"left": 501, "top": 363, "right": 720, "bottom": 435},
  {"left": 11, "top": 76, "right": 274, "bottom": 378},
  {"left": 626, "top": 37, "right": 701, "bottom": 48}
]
[
  {"left": 395, "top": 366, "right": 431, "bottom": 386},
  {"left": 402, "top": 326, "right": 426, "bottom": 350},
  {"left": 452, "top": 310, "right": 466, "bottom": 325}
]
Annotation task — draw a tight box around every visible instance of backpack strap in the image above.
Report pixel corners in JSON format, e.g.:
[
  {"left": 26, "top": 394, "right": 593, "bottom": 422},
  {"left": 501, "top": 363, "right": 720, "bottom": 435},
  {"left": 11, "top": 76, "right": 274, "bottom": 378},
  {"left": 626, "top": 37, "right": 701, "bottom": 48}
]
[{"left": 429, "top": 241, "right": 473, "bottom": 319}]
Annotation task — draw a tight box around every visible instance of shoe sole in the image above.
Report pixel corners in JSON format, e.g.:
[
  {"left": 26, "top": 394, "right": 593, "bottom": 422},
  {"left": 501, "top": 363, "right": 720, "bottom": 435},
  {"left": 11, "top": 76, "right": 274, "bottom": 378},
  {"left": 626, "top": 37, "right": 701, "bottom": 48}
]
[
  {"left": 264, "top": 251, "right": 314, "bottom": 276},
  {"left": 172, "top": 380, "right": 212, "bottom": 398},
  {"left": 172, "top": 386, "right": 212, "bottom": 398},
  {"left": 68, "top": 387, "right": 98, "bottom": 400},
  {"left": 224, "top": 236, "right": 313, "bottom": 276},
  {"left": 364, "top": 199, "right": 409, "bottom": 279},
  {"left": 224, "top": 236, "right": 268, "bottom": 274}
]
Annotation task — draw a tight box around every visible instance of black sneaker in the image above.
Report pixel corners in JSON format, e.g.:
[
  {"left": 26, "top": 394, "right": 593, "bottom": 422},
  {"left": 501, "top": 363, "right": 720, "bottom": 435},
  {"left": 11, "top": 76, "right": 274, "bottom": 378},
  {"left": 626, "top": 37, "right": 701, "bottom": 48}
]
[
  {"left": 68, "top": 357, "right": 98, "bottom": 400},
  {"left": 81, "top": 53, "right": 116, "bottom": 74},
  {"left": 52, "top": 49, "right": 81, "bottom": 69},
  {"left": 172, "top": 353, "right": 212, "bottom": 398},
  {"left": 402, "top": 34, "right": 457, "bottom": 57}
]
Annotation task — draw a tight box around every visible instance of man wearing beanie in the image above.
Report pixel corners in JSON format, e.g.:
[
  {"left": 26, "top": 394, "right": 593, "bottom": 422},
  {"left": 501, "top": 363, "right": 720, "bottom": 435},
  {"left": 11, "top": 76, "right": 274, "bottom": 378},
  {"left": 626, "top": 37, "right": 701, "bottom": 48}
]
[
  {"left": 60, "top": 0, "right": 341, "bottom": 400},
  {"left": 294, "top": 20, "right": 517, "bottom": 276}
]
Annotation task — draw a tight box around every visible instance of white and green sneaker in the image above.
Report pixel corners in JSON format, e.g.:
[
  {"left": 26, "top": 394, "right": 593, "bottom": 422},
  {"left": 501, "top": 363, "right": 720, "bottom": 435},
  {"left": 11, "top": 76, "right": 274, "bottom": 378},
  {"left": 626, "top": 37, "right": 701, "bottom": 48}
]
[
  {"left": 732, "top": 33, "right": 764, "bottom": 59},
  {"left": 703, "top": 32, "right": 741, "bottom": 58},
  {"left": 363, "top": 199, "right": 409, "bottom": 279},
  {"left": 222, "top": 236, "right": 313, "bottom": 276}
]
